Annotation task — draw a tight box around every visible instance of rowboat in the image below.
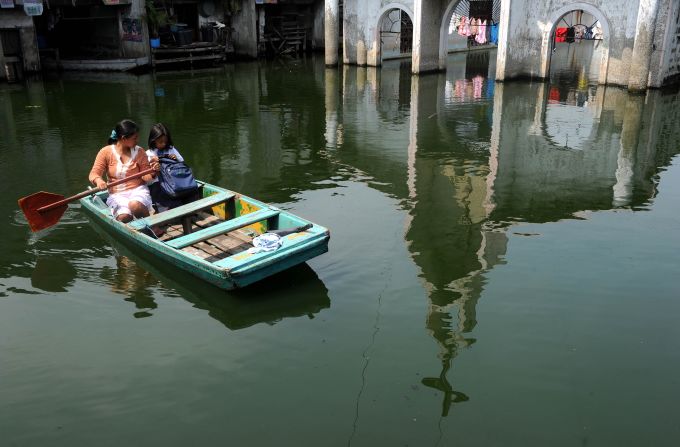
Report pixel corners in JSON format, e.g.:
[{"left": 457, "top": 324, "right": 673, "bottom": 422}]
[{"left": 78, "top": 181, "right": 330, "bottom": 290}]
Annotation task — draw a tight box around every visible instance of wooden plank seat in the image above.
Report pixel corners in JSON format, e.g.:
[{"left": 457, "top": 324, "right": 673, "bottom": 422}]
[
  {"left": 166, "top": 208, "right": 280, "bottom": 250},
  {"left": 128, "top": 191, "right": 234, "bottom": 230}
]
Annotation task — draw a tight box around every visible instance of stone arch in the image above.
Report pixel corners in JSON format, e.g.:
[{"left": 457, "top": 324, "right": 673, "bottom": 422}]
[
  {"left": 372, "top": 3, "right": 415, "bottom": 66},
  {"left": 438, "top": 0, "right": 464, "bottom": 70},
  {"left": 541, "top": 2, "right": 611, "bottom": 84}
]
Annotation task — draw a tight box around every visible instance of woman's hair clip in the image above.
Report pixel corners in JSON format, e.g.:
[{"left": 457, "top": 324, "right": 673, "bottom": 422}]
[{"left": 110, "top": 129, "right": 117, "bottom": 140}]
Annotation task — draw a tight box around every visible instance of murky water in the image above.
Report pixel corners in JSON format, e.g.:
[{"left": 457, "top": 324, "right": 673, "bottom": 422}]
[{"left": 1, "top": 51, "right": 679, "bottom": 446}]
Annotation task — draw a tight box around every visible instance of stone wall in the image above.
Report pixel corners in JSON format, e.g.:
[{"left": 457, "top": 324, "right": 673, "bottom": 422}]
[
  {"left": 0, "top": 9, "right": 40, "bottom": 79},
  {"left": 655, "top": 0, "right": 680, "bottom": 85}
]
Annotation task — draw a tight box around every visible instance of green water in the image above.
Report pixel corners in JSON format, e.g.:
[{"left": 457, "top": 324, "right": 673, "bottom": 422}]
[{"left": 1, "top": 52, "right": 679, "bottom": 446}]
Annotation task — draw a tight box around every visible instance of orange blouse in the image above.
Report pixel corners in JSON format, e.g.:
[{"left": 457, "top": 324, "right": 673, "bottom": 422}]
[{"left": 89, "top": 145, "right": 155, "bottom": 193}]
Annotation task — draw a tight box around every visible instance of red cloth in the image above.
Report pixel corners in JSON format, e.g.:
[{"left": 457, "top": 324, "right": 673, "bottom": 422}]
[
  {"left": 548, "top": 86, "right": 561, "bottom": 103},
  {"left": 555, "top": 27, "right": 567, "bottom": 43}
]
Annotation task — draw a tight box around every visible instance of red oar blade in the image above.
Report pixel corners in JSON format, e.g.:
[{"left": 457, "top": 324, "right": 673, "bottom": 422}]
[{"left": 18, "top": 191, "right": 68, "bottom": 232}]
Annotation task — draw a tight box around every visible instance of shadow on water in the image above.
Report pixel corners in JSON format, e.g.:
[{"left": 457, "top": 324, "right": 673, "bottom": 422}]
[
  {"left": 30, "top": 256, "right": 78, "bottom": 293},
  {"left": 88, "top": 219, "right": 331, "bottom": 330}
]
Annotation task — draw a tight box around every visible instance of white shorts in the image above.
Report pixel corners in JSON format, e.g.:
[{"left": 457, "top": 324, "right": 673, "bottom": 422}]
[{"left": 106, "top": 185, "right": 153, "bottom": 217}]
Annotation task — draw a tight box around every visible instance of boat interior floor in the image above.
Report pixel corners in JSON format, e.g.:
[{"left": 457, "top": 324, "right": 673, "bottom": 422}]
[{"left": 154, "top": 211, "right": 256, "bottom": 262}]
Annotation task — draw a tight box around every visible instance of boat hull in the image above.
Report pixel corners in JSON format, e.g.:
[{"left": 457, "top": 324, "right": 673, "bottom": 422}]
[{"left": 79, "top": 183, "right": 329, "bottom": 290}]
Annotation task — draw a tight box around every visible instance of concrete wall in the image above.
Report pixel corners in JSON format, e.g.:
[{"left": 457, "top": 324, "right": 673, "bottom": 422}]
[
  {"left": 232, "top": 0, "right": 257, "bottom": 58},
  {"left": 497, "top": 0, "right": 638, "bottom": 85},
  {"left": 0, "top": 9, "right": 40, "bottom": 78},
  {"left": 654, "top": 0, "right": 680, "bottom": 85},
  {"left": 312, "top": 0, "right": 325, "bottom": 50},
  {"left": 121, "top": 0, "right": 150, "bottom": 59},
  {"left": 495, "top": 0, "right": 674, "bottom": 88}
]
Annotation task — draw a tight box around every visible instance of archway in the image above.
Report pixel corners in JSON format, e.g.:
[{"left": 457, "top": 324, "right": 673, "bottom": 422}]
[
  {"left": 376, "top": 5, "right": 414, "bottom": 63},
  {"left": 542, "top": 3, "right": 610, "bottom": 85},
  {"left": 439, "top": 0, "right": 501, "bottom": 69}
]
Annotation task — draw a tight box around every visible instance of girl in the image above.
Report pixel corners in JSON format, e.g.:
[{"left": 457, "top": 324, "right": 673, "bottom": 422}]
[
  {"left": 146, "top": 123, "right": 191, "bottom": 211},
  {"left": 89, "top": 119, "right": 159, "bottom": 223}
]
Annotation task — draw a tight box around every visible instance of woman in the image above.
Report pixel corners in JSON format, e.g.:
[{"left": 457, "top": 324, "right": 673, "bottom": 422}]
[{"left": 89, "top": 119, "right": 159, "bottom": 223}]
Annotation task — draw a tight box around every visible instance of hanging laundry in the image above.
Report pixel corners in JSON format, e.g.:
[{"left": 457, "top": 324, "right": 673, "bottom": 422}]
[
  {"left": 476, "top": 20, "right": 488, "bottom": 44},
  {"left": 555, "top": 27, "right": 567, "bottom": 43},
  {"left": 574, "top": 24, "right": 586, "bottom": 41},
  {"left": 458, "top": 16, "right": 468, "bottom": 37},
  {"left": 490, "top": 23, "right": 499, "bottom": 44},
  {"left": 454, "top": 79, "right": 464, "bottom": 99},
  {"left": 470, "top": 18, "right": 478, "bottom": 36},
  {"left": 463, "top": 16, "right": 471, "bottom": 37},
  {"left": 472, "top": 75, "right": 483, "bottom": 99},
  {"left": 584, "top": 26, "right": 593, "bottom": 40},
  {"left": 548, "top": 86, "right": 561, "bottom": 103},
  {"left": 566, "top": 26, "right": 575, "bottom": 43},
  {"left": 486, "top": 79, "right": 495, "bottom": 98}
]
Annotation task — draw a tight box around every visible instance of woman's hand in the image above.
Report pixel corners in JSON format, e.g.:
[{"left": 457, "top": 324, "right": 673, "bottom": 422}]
[
  {"left": 95, "top": 179, "right": 108, "bottom": 190},
  {"left": 151, "top": 160, "right": 161, "bottom": 171}
]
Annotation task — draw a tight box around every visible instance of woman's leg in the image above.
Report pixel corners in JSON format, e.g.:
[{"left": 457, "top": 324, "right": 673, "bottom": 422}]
[{"left": 129, "top": 200, "right": 150, "bottom": 218}]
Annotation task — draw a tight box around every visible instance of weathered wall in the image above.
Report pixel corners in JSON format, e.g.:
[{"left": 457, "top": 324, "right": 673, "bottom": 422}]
[
  {"left": 330, "top": 0, "right": 674, "bottom": 89},
  {"left": 312, "top": 0, "right": 325, "bottom": 50},
  {"left": 498, "top": 1, "right": 628, "bottom": 85},
  {"left": 121, "top": 0, "right": 149, "bottom": 59},
  {"left": 232, "top": 0, "right": 257, "bottom": 58},
  {"left": 654, "top": 0, "right": 680, "bottom": 86},
  {"left": 0, "top": 10, "right": 40, "bottom": 77},
  {"left": 413, "top": 0, "right": 445, "bottom": 73},
  {"left": 497, "top": 0, "right": 680, "bottom": 86}
]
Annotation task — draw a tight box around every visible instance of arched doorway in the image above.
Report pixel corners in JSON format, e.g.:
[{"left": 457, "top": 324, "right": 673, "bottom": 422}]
[
  {"left": 544, "top": 5, "right": 610, "bottom": 85},
  {"left": 378, "top": 7, "right": 413, "bottom": 62},
  {"left": 444, "top": 0, "right": 500, "bottom": 53},
  {"left": 438, "top": 0, "right": 501, "bottom": 70},
  {"left": 549, "top": 10, "right": 605, "bottom": 85}
]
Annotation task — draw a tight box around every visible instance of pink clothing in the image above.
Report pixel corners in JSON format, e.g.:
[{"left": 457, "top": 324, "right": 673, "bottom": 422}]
[
  {"left": 458, "top": 16, "right": 468, "bottom": 36},
  {"left": 476, "top": 20, "right": 488, "bottom": 44}
]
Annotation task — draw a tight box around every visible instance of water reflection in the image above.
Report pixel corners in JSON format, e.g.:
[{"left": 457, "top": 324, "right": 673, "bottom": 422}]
[
  {"left": 2, "top": 51, "right": 680, "bottom": 427},
  {"left": 91, "top": 222, "right": 331, "bottom": 329},
  {"left": 30, "top": 256, "right": 77, "bottom": 293},
  {"left": 326, "top": 50, "right": 680, "bottom": 417}
]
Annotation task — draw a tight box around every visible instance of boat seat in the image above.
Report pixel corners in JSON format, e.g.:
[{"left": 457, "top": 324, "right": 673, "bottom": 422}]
[
  {"left": 166, "top": 208, "right": 280, "bottom": 250},
  {"left": 128, "top": 191, "right": 234, "bottom": 230}
]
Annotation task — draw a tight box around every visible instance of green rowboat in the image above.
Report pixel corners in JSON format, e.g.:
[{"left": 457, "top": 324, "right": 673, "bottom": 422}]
[{"left": 79, "top": 181, "right": 330, "bottom": 290}]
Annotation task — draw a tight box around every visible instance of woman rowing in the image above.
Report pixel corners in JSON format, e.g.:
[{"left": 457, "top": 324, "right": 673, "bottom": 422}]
[{"left": 88, "top": 119, "right": 160, "bottom": 223}]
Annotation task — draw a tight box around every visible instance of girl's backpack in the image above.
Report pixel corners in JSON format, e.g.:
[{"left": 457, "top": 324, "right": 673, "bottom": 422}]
[{"left": 158, "top": 155, "right": 198, "bottom": 199}]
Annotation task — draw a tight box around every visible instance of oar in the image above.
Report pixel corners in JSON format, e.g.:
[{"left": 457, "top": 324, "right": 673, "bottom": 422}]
[{"left": 18, "top": 168, "right": 155, "bottom": 232}]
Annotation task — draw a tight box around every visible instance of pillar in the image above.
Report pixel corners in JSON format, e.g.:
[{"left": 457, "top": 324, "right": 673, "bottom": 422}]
[
  {"left": 324, "top": 68, "right": 340, "bottom": 148},
  {"left": 628, "top": 0, "right": 660, "bottom": 91},
  {"left": 613, "top": 95, "right": 644, "bottom": 205},
  {"left": 412, "top": 0, "right": 444, "bottom": 74},
  {"left": 325, "top": 0, "right": 339, "bottom": 66}
]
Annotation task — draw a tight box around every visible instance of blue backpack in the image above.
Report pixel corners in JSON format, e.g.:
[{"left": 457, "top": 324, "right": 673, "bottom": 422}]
[{"left": 158, "top": 155, "right": 198, "bottom": 199}]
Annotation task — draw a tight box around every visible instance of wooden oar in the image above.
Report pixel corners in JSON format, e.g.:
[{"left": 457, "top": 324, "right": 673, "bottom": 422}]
[{"left": 18, "top": 168, "right": 155, "bottom": 232}]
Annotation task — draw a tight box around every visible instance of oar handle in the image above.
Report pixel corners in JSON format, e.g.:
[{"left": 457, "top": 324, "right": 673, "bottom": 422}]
[{"left": 37, "top": 168, "right": 156, "bottom": 213}]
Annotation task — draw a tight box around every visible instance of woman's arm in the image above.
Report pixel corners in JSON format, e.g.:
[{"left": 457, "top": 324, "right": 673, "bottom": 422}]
[
  {"left": 136, "top": 150, "right": 159, "bottom": 183},
  {"left": 89, "top": 148, "right": 109, "bottom": 189}
]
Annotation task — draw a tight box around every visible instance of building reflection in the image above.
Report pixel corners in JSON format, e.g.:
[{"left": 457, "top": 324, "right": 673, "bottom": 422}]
[
  {"left": 4, "top": 52, "right": 680, "bottom": 417},
  {"left": 324, "top": 50, "right": 679, "bottom": 416}
]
